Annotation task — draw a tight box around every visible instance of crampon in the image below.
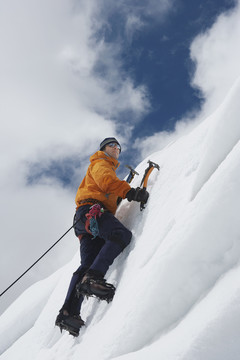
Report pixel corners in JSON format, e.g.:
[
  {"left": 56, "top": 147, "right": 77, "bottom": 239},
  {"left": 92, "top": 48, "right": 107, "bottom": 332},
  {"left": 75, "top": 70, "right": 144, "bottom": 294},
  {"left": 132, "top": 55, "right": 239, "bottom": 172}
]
[
  {"left": 77, "top": 277, "right": 115, "bottom": 303},
  {"left": 56, "top": 321, "right": 80, "bottom": 337},
  {"left": 55, "top": 312, "right": 84, "bottom": 337}
]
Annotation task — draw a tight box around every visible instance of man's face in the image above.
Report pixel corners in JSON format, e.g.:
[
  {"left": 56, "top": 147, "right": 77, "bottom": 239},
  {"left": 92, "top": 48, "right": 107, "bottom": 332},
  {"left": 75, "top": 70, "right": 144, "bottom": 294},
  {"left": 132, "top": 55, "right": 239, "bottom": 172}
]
[{"left": 104, "top": 143, "right": 120, "bottom": 160}]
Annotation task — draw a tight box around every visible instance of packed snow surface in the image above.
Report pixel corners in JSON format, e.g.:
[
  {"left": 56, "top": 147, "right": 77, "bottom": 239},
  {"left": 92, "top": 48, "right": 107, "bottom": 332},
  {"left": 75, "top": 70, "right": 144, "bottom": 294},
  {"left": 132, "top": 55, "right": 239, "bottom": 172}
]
[{"left": 1, "top": 78, "right": 240, "bottom": 359}]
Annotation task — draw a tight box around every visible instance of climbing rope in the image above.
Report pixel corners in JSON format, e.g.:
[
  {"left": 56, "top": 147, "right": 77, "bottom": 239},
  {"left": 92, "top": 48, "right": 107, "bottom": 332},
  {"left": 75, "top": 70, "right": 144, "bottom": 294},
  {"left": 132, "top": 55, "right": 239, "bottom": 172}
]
[{"left": 0, "top": 218, "right": 80, "bottom": 298}]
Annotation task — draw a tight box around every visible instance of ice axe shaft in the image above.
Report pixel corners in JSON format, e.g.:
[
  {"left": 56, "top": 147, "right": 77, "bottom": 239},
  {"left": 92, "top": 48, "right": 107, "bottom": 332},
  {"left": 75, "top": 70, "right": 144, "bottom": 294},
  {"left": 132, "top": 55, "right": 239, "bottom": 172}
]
[
  {"left": 140, "top": 160, "right": 160, "bottom": 189},
  {"left": 140, "top": 160, "right": 160, "bottom": 211}
]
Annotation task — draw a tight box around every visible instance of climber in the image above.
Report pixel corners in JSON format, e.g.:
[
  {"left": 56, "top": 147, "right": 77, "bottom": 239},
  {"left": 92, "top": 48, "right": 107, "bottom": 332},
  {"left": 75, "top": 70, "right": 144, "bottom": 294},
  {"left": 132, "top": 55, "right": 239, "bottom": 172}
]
[{"left": 55, "top": 137, "right": 149, "bottom": 336}]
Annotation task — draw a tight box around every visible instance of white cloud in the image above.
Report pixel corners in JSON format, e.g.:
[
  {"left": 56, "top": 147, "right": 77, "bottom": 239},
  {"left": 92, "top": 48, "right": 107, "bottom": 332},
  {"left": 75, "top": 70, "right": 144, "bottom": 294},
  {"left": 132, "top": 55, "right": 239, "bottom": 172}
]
[
  {"left": 0, "top": 0, "right": 151, "bottom": 168},
  {"left": 134, "top": 131, "right": 176, "bottom": 160},
  {"left": 0, "top": 0, "right": 152, "bottom": 313},
  {"left": 0, "top": 0, "right": 180, "bottom": 313},
  {"left": 118, "top": 0, "right": 174, "bottom": 20},
  {"left": 102, "top": 0, "right": 174, "bottom": 43},
  {"left": 190, "top": 0, "right": 240, "bottom": 115},
  {"left": 133, "top": 117, "right": 198, "bottom": 160},
  {"left": 125, "top": 15, "right": 145, "bottom": 43}
]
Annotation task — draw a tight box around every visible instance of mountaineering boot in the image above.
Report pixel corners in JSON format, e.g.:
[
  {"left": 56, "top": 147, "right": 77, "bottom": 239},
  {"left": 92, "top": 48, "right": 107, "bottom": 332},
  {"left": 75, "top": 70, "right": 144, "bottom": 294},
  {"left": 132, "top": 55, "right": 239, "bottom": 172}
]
[
  {"left": 55, "top": 310, "right": 85, "bottom": 337},
  {"left": 76, "top": 269, "right": 115, "bottom": 303}
]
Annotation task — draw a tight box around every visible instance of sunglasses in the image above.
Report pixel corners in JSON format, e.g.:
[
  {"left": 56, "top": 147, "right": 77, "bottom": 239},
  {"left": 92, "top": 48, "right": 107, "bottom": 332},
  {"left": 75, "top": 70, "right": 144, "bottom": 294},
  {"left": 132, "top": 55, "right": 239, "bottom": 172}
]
[{"left": 107, "top": 142, "right": 121, "bottom": 150}]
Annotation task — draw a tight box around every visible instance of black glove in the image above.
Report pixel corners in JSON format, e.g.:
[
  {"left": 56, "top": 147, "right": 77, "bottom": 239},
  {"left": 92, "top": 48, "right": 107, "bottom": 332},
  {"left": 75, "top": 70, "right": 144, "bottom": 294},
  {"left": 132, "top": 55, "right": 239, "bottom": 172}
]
[{"left": 126, "top": 187, "right": 149, "bottom": 204}]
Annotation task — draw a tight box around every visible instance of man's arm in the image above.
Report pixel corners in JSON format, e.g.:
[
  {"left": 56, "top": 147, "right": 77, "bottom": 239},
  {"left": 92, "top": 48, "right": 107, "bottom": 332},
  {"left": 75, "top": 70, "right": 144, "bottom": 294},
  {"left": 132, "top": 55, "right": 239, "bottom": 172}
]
[{"left": 90, "top": 161, "right": 131, "bottom": 198}]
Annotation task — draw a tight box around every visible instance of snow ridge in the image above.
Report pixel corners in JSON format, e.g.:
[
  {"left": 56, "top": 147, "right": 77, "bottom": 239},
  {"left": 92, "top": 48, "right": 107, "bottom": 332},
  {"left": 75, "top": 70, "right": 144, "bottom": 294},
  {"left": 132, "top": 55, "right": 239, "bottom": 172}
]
[
  {"left": 1, "top": 81, "right": 240, "bottom": 359},
  {"left": 191, "top": 76, "right": 240, "bottom": 199}
]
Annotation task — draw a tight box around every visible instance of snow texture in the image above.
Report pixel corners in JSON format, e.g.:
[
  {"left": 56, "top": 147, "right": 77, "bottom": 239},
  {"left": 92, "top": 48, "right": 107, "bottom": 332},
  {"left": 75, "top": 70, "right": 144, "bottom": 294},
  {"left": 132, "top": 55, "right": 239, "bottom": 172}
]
[{"left": 1, "top": 78, "right": 240, "bottom": 359}]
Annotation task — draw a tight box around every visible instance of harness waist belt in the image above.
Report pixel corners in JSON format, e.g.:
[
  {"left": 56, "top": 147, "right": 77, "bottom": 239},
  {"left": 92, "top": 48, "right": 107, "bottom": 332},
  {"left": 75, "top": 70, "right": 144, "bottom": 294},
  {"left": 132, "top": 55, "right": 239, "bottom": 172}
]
[{"left": 77, "top": 198, "right": 105, "bottom": 208}]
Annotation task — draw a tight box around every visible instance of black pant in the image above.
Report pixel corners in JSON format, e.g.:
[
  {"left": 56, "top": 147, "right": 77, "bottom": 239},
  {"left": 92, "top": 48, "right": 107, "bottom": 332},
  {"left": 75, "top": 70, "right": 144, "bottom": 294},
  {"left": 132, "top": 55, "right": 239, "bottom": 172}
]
[{"left": 61, "top": 205, "right": 132, "bottom": 315}]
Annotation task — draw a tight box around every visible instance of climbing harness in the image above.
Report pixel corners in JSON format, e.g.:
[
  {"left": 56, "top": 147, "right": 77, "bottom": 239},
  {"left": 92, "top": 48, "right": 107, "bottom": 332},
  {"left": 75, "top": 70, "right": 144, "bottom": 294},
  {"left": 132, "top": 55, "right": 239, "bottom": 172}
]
[{"left": 85, "top": 204, "right": 105, "bottom": 238}]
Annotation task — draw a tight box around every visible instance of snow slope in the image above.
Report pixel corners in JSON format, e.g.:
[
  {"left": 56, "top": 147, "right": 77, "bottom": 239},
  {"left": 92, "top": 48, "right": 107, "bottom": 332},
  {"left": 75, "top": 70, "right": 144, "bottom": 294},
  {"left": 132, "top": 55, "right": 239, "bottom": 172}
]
[{"left": 1, "top": 78, "right": 240, "bottom": 359}]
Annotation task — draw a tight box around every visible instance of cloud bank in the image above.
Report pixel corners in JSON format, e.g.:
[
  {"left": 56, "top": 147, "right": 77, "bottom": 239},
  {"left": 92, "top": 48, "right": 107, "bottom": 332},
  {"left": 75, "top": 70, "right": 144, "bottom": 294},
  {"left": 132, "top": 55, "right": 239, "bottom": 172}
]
[{"left": 0, "top": 0, "right": 175, "bottom": 313}]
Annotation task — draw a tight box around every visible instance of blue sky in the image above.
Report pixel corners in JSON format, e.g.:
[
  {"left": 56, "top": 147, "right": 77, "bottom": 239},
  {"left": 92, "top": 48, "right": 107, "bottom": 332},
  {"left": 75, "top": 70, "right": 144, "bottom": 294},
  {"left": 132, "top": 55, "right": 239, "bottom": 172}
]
[
  {"left": 106, "top": 0, "right": 235, "bottom": 134},
  {"left": 87, "top": 0, "right": 236, "bottom": 175}
]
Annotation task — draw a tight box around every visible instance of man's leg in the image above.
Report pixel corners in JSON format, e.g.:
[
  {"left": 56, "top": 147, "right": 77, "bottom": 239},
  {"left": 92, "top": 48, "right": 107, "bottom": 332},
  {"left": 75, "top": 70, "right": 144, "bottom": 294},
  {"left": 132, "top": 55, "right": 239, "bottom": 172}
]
[
  {"left": 61, "top": 234, "right": 105, "bottom": 313},
  {"left": 78, "top": 212, "right": 132, "bottom": 301},
  {"left": 60, "top": 267, "right": 86, "bottom": 316},
  {"left": 89, "top": 211, "right": 132, "bottom": 275},
  {"left": 56, "top": 234, "right": 105, "bottom": 333}
]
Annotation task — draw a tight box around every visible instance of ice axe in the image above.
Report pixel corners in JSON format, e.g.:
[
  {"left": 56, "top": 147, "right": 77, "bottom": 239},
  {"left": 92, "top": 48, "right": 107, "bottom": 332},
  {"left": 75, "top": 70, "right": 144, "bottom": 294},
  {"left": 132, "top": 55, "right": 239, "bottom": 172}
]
[
  {"left": 140, "top": 160, "right": 160, "bottom": 211},
  {"left": 117, "top": 165, "right": 139, "bottom": 207},
  {"left": 125, "top": 165, "right": 139, "bottom": 184}
]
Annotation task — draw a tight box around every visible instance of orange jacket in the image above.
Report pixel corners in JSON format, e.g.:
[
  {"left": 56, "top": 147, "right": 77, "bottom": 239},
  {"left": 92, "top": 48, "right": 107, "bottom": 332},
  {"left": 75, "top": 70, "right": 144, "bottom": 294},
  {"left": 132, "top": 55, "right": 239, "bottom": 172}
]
[{"left": 75, "top": 151, "right": 131, "bottom": 214}]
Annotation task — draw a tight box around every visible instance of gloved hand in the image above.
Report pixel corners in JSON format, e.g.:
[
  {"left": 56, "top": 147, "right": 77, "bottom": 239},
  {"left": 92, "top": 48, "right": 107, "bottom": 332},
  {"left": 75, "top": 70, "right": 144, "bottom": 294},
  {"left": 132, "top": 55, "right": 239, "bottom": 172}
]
[{"left": 126, "top": 187, "right": 149, "bottom": 204}]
